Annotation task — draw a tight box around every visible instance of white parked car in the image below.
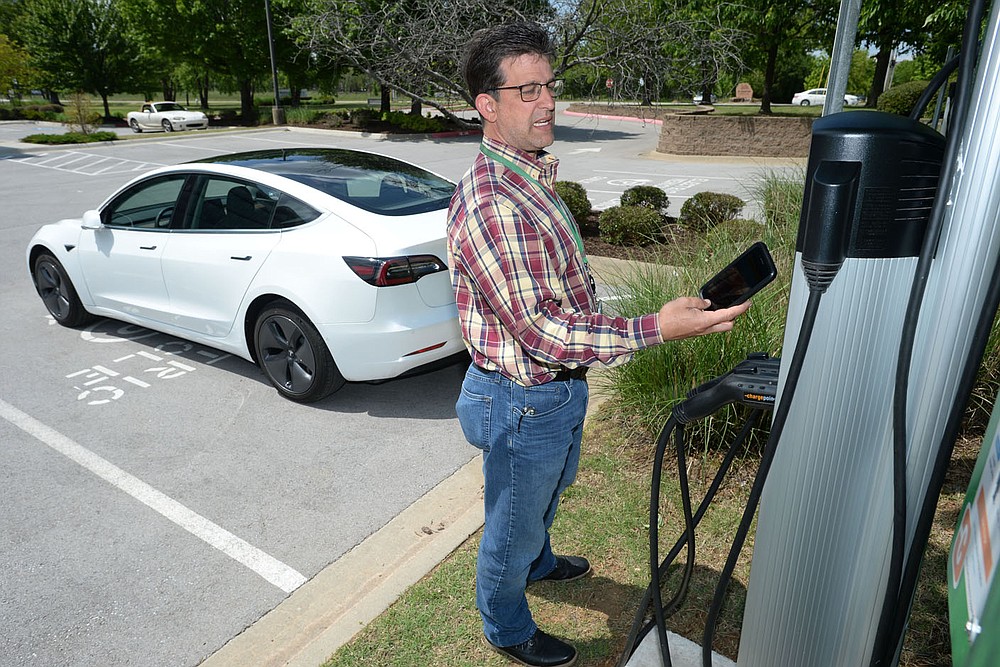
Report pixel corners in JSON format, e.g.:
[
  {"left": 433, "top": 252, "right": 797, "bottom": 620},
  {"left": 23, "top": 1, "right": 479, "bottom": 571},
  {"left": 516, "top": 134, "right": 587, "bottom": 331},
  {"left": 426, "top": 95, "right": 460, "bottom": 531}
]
[
  {"left": 791, "top": 88, "right": 862, "bottom": 106},
  {"left": 127, "top": 101, "right": 209, "bottom": 133},
  {"left": 27, "top": 149, "right": 466, "bottom": 402}
]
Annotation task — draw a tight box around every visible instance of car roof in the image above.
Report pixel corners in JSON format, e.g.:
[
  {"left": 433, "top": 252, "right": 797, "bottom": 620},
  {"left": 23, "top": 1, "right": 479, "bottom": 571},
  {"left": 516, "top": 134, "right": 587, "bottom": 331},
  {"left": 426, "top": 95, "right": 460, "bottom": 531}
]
[{"left": 189, "top": 148, "right": 456, "bottom": 216}]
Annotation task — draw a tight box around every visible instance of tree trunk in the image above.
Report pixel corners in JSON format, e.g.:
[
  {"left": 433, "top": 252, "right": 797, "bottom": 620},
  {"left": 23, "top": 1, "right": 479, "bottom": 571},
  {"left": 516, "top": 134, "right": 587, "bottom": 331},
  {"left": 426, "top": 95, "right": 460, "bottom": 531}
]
[
  {"left": 867, "top": 47, "right": 893, "bottom": 108},
  {"left": 240, "top": 79, "right": 255, "bottom": 125},
  {"left": 410, "top": 97, "right": 421, "bottom": 115},
  {"left": 759, "top": 42, "right": 780, "bottom": 115},
  {"left": 161, "top": 78, "right": 176, "bottom": 102},
  {"left": 46, "top": 90, "right": 62, "bottom": 105},
  {"left": 199, "top": 75, "right": 210, "bottom": 110},
  {"left": 101, "top": 93, "right": 111, "bottom": 122},
  {"left": 380, "top": 85, "right": 391, "bottom": 114}
]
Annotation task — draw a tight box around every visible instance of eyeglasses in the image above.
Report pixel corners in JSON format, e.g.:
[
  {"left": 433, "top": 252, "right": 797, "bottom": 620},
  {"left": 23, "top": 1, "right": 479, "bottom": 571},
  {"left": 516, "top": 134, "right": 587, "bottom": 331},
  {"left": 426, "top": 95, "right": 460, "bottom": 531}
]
[{"left": 487, "top": 79, "right": 564, "bottom": 102}]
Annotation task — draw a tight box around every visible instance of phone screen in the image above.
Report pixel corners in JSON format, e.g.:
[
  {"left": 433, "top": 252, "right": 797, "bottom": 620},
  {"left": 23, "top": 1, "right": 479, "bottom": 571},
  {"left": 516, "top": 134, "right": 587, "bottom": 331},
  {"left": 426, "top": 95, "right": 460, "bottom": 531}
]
[{"left": 700, "top": 241, "right": 777, "bottom": 311}]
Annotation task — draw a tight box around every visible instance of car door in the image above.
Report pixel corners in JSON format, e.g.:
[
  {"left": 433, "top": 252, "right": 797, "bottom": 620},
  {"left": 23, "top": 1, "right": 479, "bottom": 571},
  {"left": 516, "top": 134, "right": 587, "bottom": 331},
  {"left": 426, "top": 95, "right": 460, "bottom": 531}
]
[
  {"left": 77, "top": 174, "right": 186, "bottom": 322},
  {"left": 159, "top": 176, "right": 283, "bottom": 336}
]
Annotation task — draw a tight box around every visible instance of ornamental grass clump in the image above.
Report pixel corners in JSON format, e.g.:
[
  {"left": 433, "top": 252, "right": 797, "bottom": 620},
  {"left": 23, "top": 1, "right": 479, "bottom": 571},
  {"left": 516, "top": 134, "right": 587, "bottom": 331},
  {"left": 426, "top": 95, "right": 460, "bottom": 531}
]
[{"left": 606, "top": 171, "right": 800, "bottom": 449}]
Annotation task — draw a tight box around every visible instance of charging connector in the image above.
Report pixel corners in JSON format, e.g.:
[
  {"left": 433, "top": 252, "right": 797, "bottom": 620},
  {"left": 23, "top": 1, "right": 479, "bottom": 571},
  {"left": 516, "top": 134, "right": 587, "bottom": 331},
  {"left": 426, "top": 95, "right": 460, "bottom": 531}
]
[{"left": 673, "top": 353, "right": 780, "bottom": 424}]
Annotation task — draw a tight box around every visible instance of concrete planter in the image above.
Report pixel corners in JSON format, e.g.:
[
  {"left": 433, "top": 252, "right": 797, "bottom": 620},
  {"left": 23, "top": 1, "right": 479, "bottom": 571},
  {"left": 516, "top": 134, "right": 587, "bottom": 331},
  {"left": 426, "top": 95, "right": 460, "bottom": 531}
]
[{"left": 658, "top": 114, "right": 814, "bottom": 158}]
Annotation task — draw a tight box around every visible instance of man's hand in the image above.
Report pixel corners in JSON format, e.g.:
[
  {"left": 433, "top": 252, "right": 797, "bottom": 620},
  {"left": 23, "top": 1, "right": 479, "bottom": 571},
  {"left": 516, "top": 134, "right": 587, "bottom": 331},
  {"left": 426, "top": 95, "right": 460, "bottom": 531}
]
[{"left": 656, "top": 297, "right": 751, "bottom": 341}]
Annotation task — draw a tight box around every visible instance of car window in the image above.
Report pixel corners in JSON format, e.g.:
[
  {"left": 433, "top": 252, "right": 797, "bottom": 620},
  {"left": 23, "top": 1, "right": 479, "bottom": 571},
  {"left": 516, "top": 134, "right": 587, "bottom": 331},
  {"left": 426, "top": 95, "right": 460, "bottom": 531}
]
[
  {"left": 103, "top": 175, "right": 187, "bottom": 229},
  {"left": 271, "top": 192, "right": 321, "bottom": 228},
  {"left": 180, "top": 176, "right": 318, "bottom": 231},
  {"left": 198, "top": 150, "right": 456, "bottom": 217}
]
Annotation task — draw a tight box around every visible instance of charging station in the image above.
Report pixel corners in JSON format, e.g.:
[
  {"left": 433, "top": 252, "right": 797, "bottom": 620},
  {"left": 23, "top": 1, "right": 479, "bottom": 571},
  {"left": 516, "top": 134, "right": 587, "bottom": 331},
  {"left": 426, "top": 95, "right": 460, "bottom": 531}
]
[{"left": 621, "top": 0, "right": 1000, "bottom": 664}]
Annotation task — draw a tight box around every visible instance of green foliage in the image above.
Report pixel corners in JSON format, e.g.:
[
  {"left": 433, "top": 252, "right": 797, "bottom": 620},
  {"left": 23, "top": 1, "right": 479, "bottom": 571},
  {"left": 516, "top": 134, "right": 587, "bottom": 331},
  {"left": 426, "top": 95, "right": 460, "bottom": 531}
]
[
  {"left": 620, "top": 185, "right": 669, "bottom": 218},
  {"left": 598, "top": 205, "right": 663, "bottom": 246},
  {"left": 805, "top": 49, "right": 876, "bottom": 96},
  {"left": 380, "top": 110, "right": 448, "bottom": 133},
  {"left": 877, "top": 80, "right": 930, "bottom": 116},
  {"left": 0, "top": 103, "right": 63, "bottom": 121},
  {"left": 553, "top": 181, "right": 593, "bottom": 225},
  {"left": 680, "top": 191, "right": 745, "bottom": 231},
  {"left": 606, "top": 170, "right": 800, "bottom": 445},
  {"left": 0, "top": 33, "right": 36, "bottom": 96},
  {"left": 18, "top": 0, "right": 141, "bottom": 115},
  {"left": 22, "top": 131, "right": 117, "bottom": 144},
  {"left": 969, "top": 313, "right": 1000, "bottom": 432}
]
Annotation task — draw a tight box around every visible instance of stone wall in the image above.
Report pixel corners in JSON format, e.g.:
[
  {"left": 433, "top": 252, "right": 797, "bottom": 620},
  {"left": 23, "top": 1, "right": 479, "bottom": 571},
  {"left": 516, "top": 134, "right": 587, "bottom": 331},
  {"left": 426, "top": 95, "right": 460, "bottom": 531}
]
[{"left": 657, "top": 114, "right": 814, "bottom": 157}]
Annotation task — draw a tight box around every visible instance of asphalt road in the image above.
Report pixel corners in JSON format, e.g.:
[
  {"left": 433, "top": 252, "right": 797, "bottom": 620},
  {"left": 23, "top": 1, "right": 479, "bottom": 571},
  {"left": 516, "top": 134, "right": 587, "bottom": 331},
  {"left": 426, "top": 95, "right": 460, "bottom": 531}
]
[{"left": 0, "top": 110, "right": 801, "bottom": 667}]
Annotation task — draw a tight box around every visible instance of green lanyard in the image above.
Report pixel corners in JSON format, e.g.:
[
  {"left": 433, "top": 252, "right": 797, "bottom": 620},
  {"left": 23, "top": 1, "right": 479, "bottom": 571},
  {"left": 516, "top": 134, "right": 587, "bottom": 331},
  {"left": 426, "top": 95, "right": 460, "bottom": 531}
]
[{"left": 479, "top": 144, "right": 588, "bottom": 265}]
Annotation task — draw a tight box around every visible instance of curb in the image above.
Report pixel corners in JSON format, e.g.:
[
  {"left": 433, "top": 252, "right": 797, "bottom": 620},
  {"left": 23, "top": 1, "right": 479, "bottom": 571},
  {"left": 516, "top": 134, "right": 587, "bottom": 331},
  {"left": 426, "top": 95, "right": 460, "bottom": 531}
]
[
  {"left": 202, "top": 370, "right": 613, "bottom": 667},
  {"left": 201, "top": 459, "right": 486, "bottom": 667}
]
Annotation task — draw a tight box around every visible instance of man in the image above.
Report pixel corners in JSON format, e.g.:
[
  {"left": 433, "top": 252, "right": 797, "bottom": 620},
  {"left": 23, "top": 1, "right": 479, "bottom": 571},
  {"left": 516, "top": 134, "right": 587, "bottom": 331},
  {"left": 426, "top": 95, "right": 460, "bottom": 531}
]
[{"left": 447, "top": 22, "right": 750, "bottom": 667}]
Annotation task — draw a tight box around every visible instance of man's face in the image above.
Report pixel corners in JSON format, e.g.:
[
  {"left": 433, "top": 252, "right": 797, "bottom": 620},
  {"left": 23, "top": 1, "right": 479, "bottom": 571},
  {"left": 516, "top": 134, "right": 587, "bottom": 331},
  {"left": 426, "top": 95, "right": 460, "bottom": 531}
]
[{"left": 484, "top": 53, "right": 557, "bottom": 153}]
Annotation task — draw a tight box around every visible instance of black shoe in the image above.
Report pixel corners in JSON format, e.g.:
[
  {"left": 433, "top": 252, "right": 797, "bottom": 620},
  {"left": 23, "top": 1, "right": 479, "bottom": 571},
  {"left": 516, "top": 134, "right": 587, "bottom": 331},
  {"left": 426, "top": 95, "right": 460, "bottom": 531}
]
[
  {"left": 485, "top": 629, "right": 577, "bottom": 667},
  {"left": 535, "top": 555, "right": 591, "bottom": 583}
]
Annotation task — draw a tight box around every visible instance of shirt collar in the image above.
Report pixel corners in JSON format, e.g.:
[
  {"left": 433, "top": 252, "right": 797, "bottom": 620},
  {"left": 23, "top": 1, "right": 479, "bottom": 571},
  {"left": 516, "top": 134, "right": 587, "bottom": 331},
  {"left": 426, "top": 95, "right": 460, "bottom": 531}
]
[{"left": 481, "top": 136, "right": 559, "bottom": 185}]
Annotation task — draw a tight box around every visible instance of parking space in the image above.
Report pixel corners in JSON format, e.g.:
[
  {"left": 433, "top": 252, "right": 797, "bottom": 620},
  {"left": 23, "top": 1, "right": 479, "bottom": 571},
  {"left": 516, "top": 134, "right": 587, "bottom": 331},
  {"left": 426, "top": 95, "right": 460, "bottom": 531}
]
[{"left": 0, "top": 113, "right": 797, "bottom": 666}]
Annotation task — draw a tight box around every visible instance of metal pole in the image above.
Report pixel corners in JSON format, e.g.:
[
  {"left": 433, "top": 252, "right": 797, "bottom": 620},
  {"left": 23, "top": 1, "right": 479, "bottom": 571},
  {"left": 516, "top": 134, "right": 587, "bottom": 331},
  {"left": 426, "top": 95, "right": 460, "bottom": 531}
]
[
  {"left": 823, "top": 0, "right": 863, "bottom": 116},
  {"left": 264, "top": 0, "right": 285, "bottom": 126}
]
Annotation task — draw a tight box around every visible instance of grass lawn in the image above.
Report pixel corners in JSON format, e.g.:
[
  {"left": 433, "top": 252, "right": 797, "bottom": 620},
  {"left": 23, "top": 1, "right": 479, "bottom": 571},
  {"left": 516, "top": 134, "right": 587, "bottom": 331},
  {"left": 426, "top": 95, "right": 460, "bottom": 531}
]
[{"left": 320, "top": 399, "right": 968, "bottom": 667}]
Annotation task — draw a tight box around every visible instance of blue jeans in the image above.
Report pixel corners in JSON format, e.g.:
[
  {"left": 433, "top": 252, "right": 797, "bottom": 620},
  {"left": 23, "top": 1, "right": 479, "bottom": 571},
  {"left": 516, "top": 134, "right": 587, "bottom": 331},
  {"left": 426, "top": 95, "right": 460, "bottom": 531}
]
[{"left": 455, "top": 364, "right": 589, "bottom": 647}]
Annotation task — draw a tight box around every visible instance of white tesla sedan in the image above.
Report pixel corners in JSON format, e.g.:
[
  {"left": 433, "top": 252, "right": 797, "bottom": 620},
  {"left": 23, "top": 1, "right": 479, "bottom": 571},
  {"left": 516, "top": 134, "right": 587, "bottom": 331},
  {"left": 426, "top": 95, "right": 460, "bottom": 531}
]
[{"left": 27, "top": 148, "right": 467, "bottom": 403}]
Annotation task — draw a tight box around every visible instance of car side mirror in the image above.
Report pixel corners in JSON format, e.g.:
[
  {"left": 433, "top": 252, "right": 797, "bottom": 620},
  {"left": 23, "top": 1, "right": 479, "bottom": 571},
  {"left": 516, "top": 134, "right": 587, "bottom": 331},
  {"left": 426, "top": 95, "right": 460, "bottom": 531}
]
[{"left": 81, "top": 209, "right": 103, "bottom": 230}]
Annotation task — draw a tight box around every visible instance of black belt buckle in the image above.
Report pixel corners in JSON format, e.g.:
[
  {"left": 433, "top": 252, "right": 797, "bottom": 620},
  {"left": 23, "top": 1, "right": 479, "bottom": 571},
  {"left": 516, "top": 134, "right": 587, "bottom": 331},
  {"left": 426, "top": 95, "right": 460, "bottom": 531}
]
[{"left": 553, "top": 366, "right": 588, "bottom": 382}]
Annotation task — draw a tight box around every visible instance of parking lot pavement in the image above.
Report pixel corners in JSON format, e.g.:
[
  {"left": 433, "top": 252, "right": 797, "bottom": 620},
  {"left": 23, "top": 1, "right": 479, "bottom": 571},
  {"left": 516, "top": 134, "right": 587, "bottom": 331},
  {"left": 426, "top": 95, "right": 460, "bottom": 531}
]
[{"left": 0, "top": 114, "right": 800, "bottom": 667}]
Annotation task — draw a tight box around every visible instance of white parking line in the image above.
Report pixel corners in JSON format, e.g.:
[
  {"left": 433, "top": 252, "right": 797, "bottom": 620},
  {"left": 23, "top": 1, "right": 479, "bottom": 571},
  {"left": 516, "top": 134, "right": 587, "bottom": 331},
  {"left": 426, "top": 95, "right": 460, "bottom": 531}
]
[
  {"left": 0, "top": 398, "right": 306, "bottom": 593},
  {"left": 10, "top": 151, "right": 165, "bottom": 175}
]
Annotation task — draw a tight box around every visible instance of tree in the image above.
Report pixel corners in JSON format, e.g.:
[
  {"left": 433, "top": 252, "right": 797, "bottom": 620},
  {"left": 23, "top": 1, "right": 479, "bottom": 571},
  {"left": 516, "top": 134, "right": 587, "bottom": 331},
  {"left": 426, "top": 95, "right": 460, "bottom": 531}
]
[
  {"left": 0, "top": 33, "right": 35, "bottom": 102},
  {"left": 118, "top": 0, "right": 272, "bottom": 123},
  {"left": 728, "top": 0, "right": 838, "bottom": 113},
  {"left": 858, "top": 0, "right": 947, "bottom": 107},
  {"left": 18, "top": 0, "right": 144, "bottom": 118},
  {"left": 292, "top": 0, "right": 743, "bottom": 125}
]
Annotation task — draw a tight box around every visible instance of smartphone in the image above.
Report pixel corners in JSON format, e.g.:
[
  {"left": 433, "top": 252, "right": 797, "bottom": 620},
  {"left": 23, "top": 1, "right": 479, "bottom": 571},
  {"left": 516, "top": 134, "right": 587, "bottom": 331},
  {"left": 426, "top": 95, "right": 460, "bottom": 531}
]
[{"left": 700, "top": 241, "right": 777, "bottom": 311}]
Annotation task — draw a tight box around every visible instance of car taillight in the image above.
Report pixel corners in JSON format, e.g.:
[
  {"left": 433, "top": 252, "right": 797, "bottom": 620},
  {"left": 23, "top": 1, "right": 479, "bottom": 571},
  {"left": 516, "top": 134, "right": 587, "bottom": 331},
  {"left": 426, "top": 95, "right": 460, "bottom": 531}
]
[{"left": 343, "top": 255, "right": 447, "bottom": 286}]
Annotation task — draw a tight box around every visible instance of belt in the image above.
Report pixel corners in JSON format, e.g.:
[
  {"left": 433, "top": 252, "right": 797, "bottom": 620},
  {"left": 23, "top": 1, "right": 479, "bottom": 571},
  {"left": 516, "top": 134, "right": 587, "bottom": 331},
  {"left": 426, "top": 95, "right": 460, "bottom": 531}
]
[
  {"left": 553, "top": 366, "right": 588, "bottom": 381},
  {"left": 474, "top": 364, "right": 587, "bottom": 382}
]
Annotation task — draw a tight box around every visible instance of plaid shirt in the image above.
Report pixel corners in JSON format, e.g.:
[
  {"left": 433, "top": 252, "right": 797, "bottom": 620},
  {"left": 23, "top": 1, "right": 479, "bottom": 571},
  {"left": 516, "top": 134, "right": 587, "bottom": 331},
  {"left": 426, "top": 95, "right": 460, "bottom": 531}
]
[{"left": 447, "top": 136, "right": 663, "bottom": 386}]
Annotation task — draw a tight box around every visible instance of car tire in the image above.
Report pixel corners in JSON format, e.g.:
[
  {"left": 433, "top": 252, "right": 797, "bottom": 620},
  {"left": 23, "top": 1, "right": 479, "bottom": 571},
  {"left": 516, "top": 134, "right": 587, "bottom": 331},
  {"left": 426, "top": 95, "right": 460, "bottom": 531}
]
[
  {"left": 800, "top": 99, "right": 810, "bottom": 106},
  {"left": 32, "top": 253, "right": 94, "bottom": 328},
  {"left": 253, "top": 300, "right": 345, "bottom": 402},
  {"left": 129, "top": 119, "right": 142, "bottom": 133},
  {"left": 162, "top": 119, "right": 174, "bottom": 132}
]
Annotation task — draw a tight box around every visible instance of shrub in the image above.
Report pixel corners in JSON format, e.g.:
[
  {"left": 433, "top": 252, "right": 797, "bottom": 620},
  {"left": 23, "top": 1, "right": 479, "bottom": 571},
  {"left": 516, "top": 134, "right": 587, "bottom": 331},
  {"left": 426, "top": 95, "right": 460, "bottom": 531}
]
[
  {"left": 680, "top": 191, "right": 745, "bottom": 232},
  {"left": 598, "top": 205, "right": 663, "bottom": 246},
  {"left": 554, "top": 181, "right": 592, "bottom": 226},
  {"left": 21, "top": 131, "right": 117, "bottom": 145},
  {"left": 877, "top": 80, "right": 930, "bottom": 117},
  {"left": 620, "top": 185, "right": 669, "bottom": 218},
  {"left": 381, "top": 110, "right": 447, "bottom": 133},
  {"left": 349, "top": 107, "right": 378, "bottom": 126}
]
